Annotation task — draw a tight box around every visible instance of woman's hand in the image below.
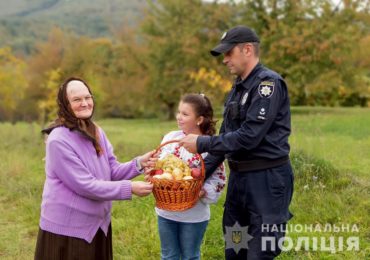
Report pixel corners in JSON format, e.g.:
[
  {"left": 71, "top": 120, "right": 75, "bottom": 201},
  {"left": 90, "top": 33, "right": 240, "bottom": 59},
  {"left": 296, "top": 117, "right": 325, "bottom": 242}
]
[
  {"left": 138, "top": 150, "right": 160, "bottom": 183},
  {"left": 144, "top": 171, "right": 152, "bottom": 182},
  {"left": 131, "top": 181, "right": 153, "bottom": 197},
  {"left": 138, "top": 150, "right": 159, "bottom": 169}
]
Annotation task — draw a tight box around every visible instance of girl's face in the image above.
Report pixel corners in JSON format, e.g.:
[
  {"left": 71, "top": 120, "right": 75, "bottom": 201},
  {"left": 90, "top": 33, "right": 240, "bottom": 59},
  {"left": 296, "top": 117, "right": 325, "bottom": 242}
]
[
  {"left": 66, "top": 80, "right": 94, "bottom": 119},
  {"left": 176, "top": 101, "right": 203, "bottom": 135}
]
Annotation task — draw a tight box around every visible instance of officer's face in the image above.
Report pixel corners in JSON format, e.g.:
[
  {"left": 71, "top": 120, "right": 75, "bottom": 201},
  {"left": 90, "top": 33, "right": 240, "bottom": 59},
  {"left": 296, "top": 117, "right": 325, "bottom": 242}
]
[
  {"left": 223, "top": 44, "right": 250, "bottom": 78},
  {"left": 176, "top": 101, "right": 203, "bottom": 135}
]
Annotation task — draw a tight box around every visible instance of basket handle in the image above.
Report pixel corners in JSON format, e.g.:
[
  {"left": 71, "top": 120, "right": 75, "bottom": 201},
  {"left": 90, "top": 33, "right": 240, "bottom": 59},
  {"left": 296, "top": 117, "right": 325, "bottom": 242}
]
[{"left": 155, "top": 140, "right": 205, "bottom": 180}]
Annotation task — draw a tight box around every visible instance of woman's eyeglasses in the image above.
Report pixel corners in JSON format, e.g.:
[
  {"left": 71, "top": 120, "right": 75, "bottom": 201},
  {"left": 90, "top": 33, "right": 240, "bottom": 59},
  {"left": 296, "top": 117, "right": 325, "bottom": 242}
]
[{"left": 69, "top": 95, "right": 93, "bottom": 105}]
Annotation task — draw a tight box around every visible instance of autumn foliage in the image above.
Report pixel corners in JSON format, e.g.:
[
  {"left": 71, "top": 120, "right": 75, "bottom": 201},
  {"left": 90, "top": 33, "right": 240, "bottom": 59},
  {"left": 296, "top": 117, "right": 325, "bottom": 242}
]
[{"left": 0, "top": 0, "right": 369, "bottom": 122}]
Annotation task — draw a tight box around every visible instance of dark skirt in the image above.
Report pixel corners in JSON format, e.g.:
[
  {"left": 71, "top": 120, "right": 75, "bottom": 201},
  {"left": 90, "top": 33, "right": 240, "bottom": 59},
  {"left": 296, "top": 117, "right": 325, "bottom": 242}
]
[{"left": 34, "top": 224, "right": 112, "bottom": 260}]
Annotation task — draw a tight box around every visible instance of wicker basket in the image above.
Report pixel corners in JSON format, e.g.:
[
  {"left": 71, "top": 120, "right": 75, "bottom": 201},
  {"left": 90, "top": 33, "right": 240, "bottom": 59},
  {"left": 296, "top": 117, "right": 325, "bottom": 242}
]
[{"left": 148, "top": 140, "right": 205, "bottom": 211}]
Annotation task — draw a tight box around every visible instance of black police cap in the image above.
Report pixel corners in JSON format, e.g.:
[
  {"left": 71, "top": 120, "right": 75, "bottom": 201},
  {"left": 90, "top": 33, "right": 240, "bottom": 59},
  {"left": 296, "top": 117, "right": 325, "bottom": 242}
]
[{"left": 210, "top": 26, "right": 260, "bottom": 56}]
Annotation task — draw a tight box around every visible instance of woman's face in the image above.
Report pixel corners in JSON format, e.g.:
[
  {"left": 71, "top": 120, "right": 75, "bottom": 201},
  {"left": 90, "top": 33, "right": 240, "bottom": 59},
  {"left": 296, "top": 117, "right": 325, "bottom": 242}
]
[
  {"left": 66, "top": 80, "right": 94, "bottom": 119},
  {"left": 176, "top": 101, "right": 202, "bottom": 135}
]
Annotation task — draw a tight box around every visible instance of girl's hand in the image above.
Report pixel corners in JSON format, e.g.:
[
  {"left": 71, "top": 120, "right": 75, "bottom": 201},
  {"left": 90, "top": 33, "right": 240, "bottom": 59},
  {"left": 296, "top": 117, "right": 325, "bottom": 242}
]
[{"left": 199, "top": 188, "right": 207, "bottom": 198}]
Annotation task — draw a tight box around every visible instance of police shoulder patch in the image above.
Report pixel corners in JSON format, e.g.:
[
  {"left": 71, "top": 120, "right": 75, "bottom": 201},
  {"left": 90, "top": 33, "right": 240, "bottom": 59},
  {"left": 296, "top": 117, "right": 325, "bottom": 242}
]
[
  {"left": 258, "top": 81, "right": 275, "bottom": 98},
  {"left": 257, "top": 107, "right": 267, "bottom": 121},
  {"left": 256, "top": 96, "right": 270, "bottom": 121}
]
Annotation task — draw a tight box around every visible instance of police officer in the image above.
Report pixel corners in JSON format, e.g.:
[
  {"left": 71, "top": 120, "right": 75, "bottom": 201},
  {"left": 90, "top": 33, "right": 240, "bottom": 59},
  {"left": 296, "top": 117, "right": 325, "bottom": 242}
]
[{"left": 179, "top": 26, "right": 294, "bottom": 259}]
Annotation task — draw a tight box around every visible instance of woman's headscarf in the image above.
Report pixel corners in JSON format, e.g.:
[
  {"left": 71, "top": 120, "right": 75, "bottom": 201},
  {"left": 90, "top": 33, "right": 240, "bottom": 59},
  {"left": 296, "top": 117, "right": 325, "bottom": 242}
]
[{"left": 42, "top": 77, "right": 102, "bottom": 156}]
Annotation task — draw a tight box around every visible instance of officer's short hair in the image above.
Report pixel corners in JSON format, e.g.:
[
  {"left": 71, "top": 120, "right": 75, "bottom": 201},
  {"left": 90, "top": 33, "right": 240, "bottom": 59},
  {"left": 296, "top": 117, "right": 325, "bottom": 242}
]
[{"left": 237, "top": 42, "right": 260, "bottom": 56}]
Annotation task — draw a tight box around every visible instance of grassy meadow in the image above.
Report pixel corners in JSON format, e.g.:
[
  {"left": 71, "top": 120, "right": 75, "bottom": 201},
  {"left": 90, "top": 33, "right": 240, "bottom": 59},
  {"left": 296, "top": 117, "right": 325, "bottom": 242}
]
[{"left": 0, "top": 107, "right": 369, "bottom": 259}]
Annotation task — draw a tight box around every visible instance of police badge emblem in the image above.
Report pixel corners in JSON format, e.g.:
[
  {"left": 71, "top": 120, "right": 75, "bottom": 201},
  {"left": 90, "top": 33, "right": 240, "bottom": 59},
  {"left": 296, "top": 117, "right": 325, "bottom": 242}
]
[
  {"left": 258, "top": 81, "right": 275, "bottom": 98},
  {"left": 240, "top": 92, "right": 249, "bottom": 105},
  {"left": 232, "top": 231, "right": 242, "bottom": 244}
]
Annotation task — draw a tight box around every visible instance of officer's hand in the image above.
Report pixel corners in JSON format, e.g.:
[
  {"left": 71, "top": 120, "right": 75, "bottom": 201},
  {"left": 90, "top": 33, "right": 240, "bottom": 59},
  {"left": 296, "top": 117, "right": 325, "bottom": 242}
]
[{"left": 178, "top": 134, "right": 199, "bottom": 154}]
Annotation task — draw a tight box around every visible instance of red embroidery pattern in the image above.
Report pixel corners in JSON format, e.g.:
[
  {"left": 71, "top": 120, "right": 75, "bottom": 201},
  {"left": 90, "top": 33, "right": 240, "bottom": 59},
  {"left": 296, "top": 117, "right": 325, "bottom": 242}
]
[
  {"left": 165, "top": 140, "right": 226, "bottom": 195},
  {"left": 173, "top": 145, "right": 201, "bottom": 168},
  {"left": 173, "top": 146, "right": 181, "bottom": 158},
  {"left": 216, "top": 183, "right": 226, "bottom": 193},
  {"left": 217, "top": 172, "right": 226, "bottom": 181}
]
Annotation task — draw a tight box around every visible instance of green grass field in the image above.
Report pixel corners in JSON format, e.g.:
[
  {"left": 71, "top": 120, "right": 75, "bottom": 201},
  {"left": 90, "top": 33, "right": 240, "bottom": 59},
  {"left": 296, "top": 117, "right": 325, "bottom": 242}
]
[{"left": 0, "top": 107, "right": 369, "bottom": 259}]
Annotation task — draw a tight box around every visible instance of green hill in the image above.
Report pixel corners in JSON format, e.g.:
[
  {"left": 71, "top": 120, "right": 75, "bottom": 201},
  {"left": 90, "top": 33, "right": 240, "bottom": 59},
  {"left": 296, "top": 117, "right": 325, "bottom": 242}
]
[{"left": 0, "top": 0, "right": 147, "bottom": 54}]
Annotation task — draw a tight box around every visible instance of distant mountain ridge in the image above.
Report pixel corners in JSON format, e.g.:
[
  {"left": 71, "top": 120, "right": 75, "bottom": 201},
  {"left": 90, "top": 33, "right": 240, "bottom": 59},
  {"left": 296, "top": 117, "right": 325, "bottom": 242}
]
[
  {"left": 13, "top": 0, "right": 60, "bottom": 17},
  {"left": 0, "top": 0, "right": 62, "bottom": 17},
  {"left": 0, "top": 0, "right": 147, "bottom": 54}
]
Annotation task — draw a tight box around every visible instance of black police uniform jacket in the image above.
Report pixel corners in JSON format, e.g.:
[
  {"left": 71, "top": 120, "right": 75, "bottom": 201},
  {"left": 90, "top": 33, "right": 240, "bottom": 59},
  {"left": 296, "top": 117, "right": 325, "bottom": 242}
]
[{"left": 197, "top": 63, "right": 291, "bottom": 177}]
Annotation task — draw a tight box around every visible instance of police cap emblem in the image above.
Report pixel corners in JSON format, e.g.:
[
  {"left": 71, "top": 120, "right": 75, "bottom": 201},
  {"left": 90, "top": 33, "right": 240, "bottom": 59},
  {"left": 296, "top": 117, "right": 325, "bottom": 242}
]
[
  {"left": 258, "top": 81, "right": 274, "bottom": 98},
  {"left": 221, "top": 31, "right": 227, "bottom": 40}
]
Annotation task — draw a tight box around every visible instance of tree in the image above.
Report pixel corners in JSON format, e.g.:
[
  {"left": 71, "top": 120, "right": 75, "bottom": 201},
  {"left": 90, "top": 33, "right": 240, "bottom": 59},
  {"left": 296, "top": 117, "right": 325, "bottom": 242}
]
[
  {"left": 235, "top": 0, "right": 370, "bottom": 106},
  {"left": 141, "top": 0, "right": 233, "bottom": 119},
  {"left": 23, "top": 27, "right": 66, "bottom": 121},
  {"left": 60, "top": 34, "right": 150, "bottom": 118},
  {"left": 0, "top": 47, "right": 28, "bottom": 121},
  {"left": 38, "top": 68, "right": 62, "bottom": 124}
]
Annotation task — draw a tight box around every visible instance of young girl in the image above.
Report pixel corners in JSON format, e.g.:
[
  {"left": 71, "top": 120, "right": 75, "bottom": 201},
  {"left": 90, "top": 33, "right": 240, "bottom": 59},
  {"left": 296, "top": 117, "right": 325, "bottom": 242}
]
[{"left": 156, "top": 93, "right": 226, "bottom": 260}]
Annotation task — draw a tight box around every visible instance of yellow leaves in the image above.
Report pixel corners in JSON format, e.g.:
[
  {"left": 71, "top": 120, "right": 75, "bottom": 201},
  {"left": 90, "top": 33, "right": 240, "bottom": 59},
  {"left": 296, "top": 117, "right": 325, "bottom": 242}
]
[
  {"left": 0, "top": 47, "right": 18, "bottom": 64},
  {"left": 0, "top": 47, "right": 28, "bottom": 119},
  {"left": 361, "top": 78, "right": 370, "bottom": 107},
  {"left": 38, "top": 69, "right": 62, "bottom": 123},
  {"left": 353, "top": 35, "right": 370, "bottom": 67},
  {"left": 189, "top": 67, "right": 231, "bottom": 93},
  {"left": 338, "top": 86, "right": 347, "bottom": 97}
]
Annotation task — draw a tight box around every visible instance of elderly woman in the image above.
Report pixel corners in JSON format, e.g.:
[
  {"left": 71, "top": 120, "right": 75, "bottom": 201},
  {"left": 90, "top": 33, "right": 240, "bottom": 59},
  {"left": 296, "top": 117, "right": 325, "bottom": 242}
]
[{"left": 34, "top": 77, "right": 155, "bottom": 260}]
